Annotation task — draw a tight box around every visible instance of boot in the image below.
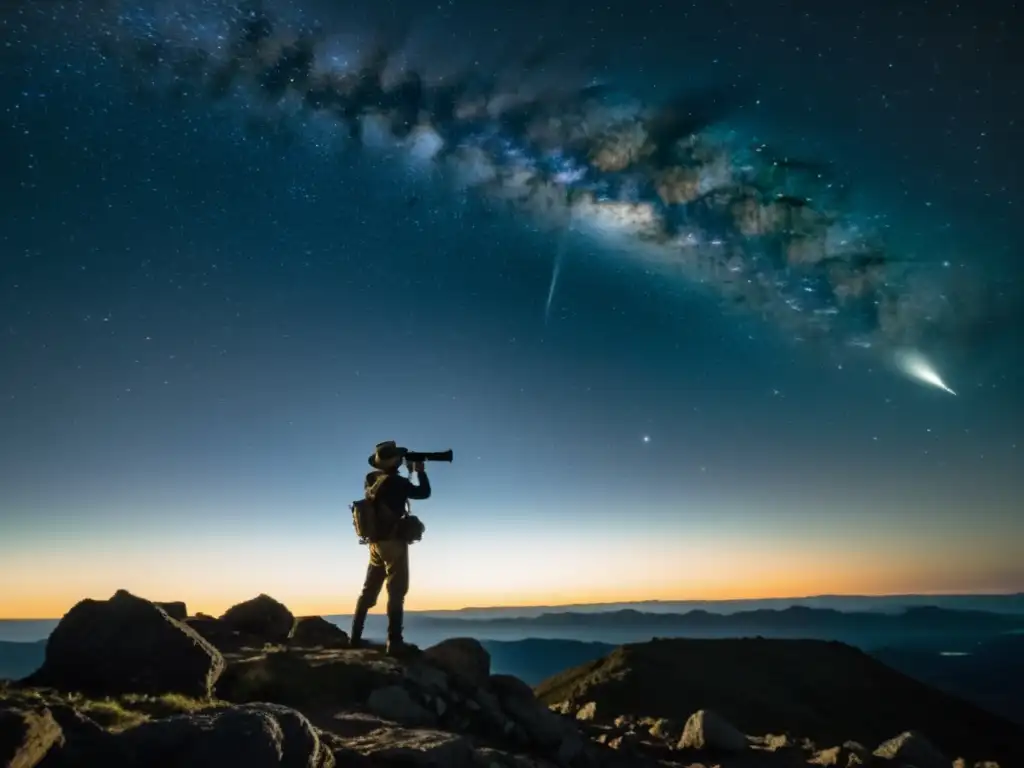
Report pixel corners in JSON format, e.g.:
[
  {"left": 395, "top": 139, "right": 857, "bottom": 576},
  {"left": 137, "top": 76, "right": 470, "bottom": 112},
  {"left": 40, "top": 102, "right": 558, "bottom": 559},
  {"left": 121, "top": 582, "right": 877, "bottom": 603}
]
[
  {"left": 349, "top": 606, "right": 369, "bottom": 649},
  {"left": 385, "top": 603, "right": 419, "bottom": 657},
  {"left": 385, "top": 637, "right": 420, "bottom": 658}
]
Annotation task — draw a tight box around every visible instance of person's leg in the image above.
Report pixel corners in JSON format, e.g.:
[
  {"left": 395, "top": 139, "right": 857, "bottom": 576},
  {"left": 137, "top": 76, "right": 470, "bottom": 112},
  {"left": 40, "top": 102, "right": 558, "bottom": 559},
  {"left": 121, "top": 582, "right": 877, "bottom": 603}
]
[
  {"left": 377, "top": 541, "right": 412, "bottom": 654},
  {"left": 350, "top": 548, "right": 386, "bottom": 646}
]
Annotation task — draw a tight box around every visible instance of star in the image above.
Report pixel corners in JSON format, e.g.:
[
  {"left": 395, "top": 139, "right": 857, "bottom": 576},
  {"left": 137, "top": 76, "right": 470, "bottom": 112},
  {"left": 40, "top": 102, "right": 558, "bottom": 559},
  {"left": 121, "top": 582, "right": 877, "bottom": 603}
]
[{"left": 642, "top": 435, "right": 651, "bottom": 443}]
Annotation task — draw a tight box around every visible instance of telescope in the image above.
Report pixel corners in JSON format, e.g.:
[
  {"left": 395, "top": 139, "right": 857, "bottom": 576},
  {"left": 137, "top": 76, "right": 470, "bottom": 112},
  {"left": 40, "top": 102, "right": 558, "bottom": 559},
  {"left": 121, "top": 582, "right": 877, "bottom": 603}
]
[{"left": 405, "top": 449, "right": 453, "bottom": 463}]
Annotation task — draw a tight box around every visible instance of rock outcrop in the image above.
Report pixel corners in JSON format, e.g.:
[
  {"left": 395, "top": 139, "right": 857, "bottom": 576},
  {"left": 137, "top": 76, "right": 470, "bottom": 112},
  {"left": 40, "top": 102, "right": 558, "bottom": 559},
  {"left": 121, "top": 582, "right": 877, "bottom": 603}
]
[
  {"left": 4, "top": 591, "right": 1017, "bottom": 768},
  {"left": 873, "top": 730, "right": 950, "bottom": 768},
  {"left": 218, "top": 594, "right": 295, "bottom": 643},
  {"left": 24, "top": 590, "right": 224, "bottom": 699},
  {"left": 678, "top": 708, "right": 748, "bottom": 752},
  {"left": 113, "top": 702, "right": 335, "bottom": 768},
  {"left": 289, "top": 616, "right": 350, "bottom": 649},
  {"left": 423, "top": 637, "right": 491, "bottom": 688},
  {"left": 0, "top": 688, "right": 333, "bottom": 768}
]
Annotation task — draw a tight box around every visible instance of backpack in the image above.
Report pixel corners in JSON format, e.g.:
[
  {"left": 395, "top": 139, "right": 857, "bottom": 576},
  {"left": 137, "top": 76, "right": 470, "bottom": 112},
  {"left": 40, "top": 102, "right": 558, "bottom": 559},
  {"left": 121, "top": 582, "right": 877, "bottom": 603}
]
[{"left": 350, "top": 473, "right": 397, "bottom": 545}]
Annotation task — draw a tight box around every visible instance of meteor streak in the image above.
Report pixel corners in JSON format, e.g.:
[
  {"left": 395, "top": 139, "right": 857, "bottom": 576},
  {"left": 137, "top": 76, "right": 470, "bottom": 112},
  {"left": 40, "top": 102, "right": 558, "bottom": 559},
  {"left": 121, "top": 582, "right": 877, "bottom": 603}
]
[{"left": 544, "top": 215, "right": 573, "bottom": 326}]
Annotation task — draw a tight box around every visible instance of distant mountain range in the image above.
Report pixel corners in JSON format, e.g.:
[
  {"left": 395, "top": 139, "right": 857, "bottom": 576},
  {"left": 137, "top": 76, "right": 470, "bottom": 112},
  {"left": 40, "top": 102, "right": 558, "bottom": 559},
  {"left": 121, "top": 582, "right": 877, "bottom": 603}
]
[
  {"left": 410, "top": 605, "right": 1024, "bottom": 651},
  {"left": 412, "top": 592, "right": 1024, "bottom": 619},
  {"left": 423, "top": 604, "right": 1022, "bottom": 629}
]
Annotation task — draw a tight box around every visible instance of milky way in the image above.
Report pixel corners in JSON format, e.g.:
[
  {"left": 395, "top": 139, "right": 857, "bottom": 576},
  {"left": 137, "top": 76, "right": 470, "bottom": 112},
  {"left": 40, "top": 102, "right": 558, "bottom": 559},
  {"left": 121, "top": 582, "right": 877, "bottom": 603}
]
[{"left": 23, "top": 0, "right": 1005, "bottom": 371}]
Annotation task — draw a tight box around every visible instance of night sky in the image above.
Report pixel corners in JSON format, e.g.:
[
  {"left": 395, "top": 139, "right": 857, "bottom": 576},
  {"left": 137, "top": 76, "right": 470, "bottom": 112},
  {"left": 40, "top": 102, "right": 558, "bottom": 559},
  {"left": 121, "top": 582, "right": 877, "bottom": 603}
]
[{"left": 2, "top": 0, "right": 1022, "bottom": 619}]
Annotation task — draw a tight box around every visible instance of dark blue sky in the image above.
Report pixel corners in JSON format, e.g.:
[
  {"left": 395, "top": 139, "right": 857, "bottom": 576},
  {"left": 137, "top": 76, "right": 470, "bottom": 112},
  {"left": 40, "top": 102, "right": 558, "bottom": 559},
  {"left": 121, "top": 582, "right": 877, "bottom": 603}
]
[{"left": 1, "top": 0, "right": 1022, "bottom": 617}]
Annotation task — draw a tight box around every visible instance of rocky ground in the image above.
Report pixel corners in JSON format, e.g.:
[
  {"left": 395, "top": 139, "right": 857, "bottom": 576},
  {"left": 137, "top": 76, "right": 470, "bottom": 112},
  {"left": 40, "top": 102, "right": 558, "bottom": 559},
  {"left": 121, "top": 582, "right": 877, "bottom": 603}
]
[
  {"left": 0, "top": 590, "right": 1011, "bottom": 767},
  {"left": 536, "top": 637, "right": 1024, "bottom": 767}
]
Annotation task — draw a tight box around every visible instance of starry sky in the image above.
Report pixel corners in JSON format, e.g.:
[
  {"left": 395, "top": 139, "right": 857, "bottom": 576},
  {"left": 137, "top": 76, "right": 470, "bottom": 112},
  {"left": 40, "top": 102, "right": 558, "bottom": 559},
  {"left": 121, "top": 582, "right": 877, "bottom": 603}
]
[{"left": 1, "top": 0, "right": 1022, "bottom": 619}]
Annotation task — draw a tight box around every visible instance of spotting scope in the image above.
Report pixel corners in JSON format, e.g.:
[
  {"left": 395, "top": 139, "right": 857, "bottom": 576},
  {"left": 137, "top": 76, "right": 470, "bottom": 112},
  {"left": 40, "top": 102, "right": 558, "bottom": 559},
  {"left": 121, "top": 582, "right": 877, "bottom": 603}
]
[{"left": 404, "top": 449, "right": 453, "bottom": 463}]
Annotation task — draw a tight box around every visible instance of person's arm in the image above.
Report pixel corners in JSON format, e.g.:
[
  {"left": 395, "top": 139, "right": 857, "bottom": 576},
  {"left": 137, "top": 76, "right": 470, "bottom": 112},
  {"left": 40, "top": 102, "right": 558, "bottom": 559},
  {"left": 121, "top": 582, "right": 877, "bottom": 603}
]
[{"left": 405, "top": 461, "right": 432, "bottom": 500}]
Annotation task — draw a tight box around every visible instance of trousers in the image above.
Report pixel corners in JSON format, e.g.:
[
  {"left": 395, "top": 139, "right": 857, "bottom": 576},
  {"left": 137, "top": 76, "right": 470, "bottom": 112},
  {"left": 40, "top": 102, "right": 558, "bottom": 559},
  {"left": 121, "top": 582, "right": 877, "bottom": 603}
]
[{"left": 351, "top": 539, "right": 409, "bottom": 643}]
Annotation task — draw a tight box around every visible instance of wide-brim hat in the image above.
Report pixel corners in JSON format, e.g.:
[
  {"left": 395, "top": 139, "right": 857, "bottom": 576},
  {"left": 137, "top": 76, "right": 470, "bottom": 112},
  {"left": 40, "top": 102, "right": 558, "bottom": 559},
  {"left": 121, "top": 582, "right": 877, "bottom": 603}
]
[{"left": 368, "top": 440, "right": 408, "bottom": 468}]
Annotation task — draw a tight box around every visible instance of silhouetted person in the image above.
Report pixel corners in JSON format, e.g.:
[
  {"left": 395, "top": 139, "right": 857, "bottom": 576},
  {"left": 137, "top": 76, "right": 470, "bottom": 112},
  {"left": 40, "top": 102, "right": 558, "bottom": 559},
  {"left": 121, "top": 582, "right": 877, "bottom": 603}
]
[{"left": 350, "top": 440, "right": 430, "bottom": 656}]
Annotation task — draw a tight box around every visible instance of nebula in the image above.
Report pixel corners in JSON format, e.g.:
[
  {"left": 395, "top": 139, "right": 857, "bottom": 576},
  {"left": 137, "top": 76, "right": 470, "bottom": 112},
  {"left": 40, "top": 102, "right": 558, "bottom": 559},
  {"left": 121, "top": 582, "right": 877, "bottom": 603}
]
[{"left": 29, "top": 0, "right": 1000, "bottom": 369}]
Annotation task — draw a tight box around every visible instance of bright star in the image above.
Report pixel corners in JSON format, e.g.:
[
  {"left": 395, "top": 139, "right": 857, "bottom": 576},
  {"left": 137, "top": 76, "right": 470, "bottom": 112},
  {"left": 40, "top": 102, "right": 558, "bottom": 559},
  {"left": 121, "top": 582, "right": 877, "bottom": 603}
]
[{"left": 642, "top": 435, "right": 650, "bottom": 443}]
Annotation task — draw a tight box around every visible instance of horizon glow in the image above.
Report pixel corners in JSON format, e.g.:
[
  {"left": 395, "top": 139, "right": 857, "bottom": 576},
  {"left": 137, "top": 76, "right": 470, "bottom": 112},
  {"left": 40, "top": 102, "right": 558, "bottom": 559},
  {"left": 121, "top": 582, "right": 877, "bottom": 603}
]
[{"left": 3, "top": 496, "right": 1022, "bottom": 619}]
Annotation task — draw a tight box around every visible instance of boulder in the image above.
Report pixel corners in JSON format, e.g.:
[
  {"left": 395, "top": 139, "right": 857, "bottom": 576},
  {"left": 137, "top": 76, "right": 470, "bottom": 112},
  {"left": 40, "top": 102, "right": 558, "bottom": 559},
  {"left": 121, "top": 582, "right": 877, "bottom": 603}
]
[
  {"left": 488, "top": 675, "right": 534, "bottom": 702},
  {"left": 366, "top": 685, "right": 436, "bottom": 727},
  {"left": 218, "top": 648, "right": 403, "bottom": 709},
  {"left": 489, "top": 675, "right": 583, "bottom": 762},
  {"left": 154, "top": 601, "right": 188, "bottom": 621},
  {"left": 575, "top": 702, "right": 598, "bottom": 722},
  {"left": 115, "top": 702, "right": 334, "bottom": 768},
  {"left": 25, "top": 590, "right": 224, "bottom": 698},
  {"left": 464, "top": 688, "right": 508, "bottom": 736},
  {"left": 183, "top": 614, "right": 270, "bottom": 654},
  {"left": 423, "top": 638, "right": 491, "bottom": 689},
  {"left": 289, "top": 617, "right": 349, "bottom": 649},
  {"left": 0, "top": 705, "right": 64, "bottom": 768},
  {"left": 403, "top": 661, "right": 450, "bottom": 695},
  {"left": 873, "top": 731, "right": 949, "bottom": 768},
  {"left": 678, "top": 709, "right": 748, "bottom": 752},
  {"left": 219, "top": 594, "right": 295, "bottom": 643}
]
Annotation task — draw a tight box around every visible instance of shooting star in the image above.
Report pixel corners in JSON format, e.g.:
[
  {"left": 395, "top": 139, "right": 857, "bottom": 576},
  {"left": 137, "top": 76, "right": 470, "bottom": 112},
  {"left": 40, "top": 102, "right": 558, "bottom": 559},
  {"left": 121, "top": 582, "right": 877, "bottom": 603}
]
[
  {"left": 893, "top": 349, "right": 957, "bottom": 395},
  {"left": 544, "top": 216, "right": 572, "bottom": 326}
]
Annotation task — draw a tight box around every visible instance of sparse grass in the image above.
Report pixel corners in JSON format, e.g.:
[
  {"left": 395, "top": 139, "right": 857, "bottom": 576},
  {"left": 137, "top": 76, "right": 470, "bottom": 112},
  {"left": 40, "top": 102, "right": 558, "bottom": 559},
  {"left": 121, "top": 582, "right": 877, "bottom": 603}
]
[
  {"left": 76, "top": 698, "right": 147, "bottom": 731},
  {"left": 0, "top": 685, "right": 224, "bottom": 732},
  {"left": 118, "top": 692, "right": 220, "bottom": 718},
  {"left": 2, "top": 685, "right": 44, "bottom": 701}
]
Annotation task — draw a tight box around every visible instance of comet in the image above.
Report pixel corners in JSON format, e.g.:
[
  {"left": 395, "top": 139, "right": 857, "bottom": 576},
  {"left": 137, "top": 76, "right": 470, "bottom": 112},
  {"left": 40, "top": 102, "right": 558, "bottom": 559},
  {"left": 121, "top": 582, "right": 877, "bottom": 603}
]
[{"left": 893, "top": 349, "right": 957, "bottom": 396}]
